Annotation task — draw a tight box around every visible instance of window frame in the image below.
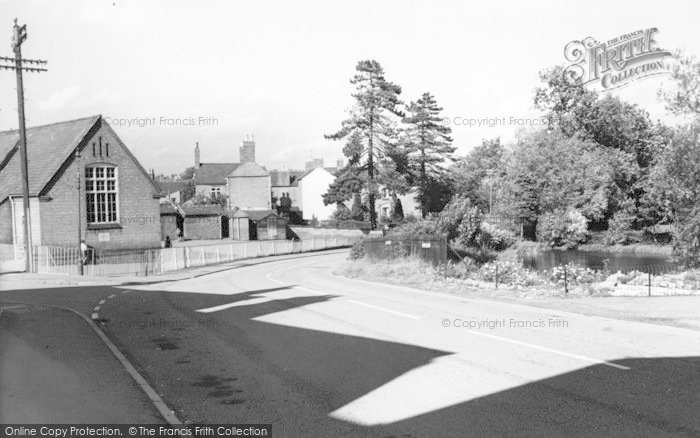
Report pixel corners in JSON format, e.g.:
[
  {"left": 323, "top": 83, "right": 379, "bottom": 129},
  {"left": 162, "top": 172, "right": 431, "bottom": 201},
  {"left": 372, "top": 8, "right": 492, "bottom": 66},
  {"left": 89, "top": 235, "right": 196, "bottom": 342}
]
[{"left": 85, "top": 164, "right": 119, "bottom": 225}]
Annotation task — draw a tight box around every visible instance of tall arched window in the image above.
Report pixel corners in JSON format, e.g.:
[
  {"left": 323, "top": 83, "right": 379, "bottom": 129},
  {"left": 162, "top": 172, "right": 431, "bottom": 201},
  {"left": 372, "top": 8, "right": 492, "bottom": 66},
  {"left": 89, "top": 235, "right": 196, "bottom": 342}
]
[{"left": 85, "top": 165, "right": 118, "bottom": 224}]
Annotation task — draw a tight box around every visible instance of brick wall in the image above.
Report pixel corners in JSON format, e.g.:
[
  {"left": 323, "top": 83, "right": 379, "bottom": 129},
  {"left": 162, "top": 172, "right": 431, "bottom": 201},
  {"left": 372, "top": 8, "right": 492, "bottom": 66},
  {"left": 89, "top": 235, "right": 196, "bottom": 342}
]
[
  {"left": 184, "top": 215, "right": 221, "bottom": 240},
  {"left": 39, "top": 121, "right": 161, "bottom": 249}
]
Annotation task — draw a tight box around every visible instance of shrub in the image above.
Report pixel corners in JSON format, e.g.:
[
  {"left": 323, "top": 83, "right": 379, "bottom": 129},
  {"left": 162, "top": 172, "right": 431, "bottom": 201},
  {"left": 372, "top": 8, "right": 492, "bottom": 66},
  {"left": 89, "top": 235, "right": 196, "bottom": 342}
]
[
  {"left": 549, "top": 263, "right": 606, "bottom": 285},
  {"left": 437, "top": 195, "right": 483, "bottom": 246},
  {"left": 674, "top": 207, "right": 700, "bottom": 268},
  {"left": 603, "top": 210, "right": 634, "bottom": 245},
  {"left": 349, "top": 241, "right": 366, "bottom": 260},
  {"left": 536, "top": 209, "right": 589, "bottom": 248},
  {"left": 476, "top": 260, "right": 545, "bottom": 288},
  {"left": 381, "top": 241, "right": 409, "bottom": 259},
  {"left": 479, "top": 222, "right": 515, "bottom": 251},
  {"left": 389, "top": 218, "right": 442, "bottom": 238}
]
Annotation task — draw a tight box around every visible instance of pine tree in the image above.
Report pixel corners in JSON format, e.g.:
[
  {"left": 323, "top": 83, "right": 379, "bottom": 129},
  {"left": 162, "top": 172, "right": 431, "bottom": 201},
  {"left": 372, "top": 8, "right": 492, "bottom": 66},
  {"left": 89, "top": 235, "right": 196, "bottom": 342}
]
[
  {"left": 402, "top": 92, "right": 455, "bottom": 217},
  {"left": 325, "top": 60, "right": 403, "bottom": 229}
]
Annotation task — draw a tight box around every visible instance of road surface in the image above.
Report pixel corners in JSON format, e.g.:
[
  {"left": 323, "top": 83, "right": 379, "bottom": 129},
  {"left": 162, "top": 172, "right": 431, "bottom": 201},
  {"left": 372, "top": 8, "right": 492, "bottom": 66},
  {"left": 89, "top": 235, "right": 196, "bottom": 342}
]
[{"left": 2, "top": 249, "right": 700, "bottom": 437}]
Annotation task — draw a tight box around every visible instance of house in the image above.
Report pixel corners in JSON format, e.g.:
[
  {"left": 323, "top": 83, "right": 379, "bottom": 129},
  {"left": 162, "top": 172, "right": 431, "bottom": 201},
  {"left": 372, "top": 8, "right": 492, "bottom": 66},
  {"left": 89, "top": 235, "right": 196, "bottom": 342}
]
[
  {"left": 226, "top": 162, "right": 271, "bottom": 211},
  {"left": 0, "top": 115, "right": 161, "bottom": 250},
  {"left": 157, "top": 180, "right": 187, "bottom": 204},
  {"left": 193, "top": 141, "right": 237, "bottom": 198},
  {"left": 297, "top": 166, "right": 336, "bottom": 221},
  {"left": 192, "top": 136, "right": 259, "bottom": 197},
  {"left": 375, "top": 188, "right": 422, "bottom": 222}
]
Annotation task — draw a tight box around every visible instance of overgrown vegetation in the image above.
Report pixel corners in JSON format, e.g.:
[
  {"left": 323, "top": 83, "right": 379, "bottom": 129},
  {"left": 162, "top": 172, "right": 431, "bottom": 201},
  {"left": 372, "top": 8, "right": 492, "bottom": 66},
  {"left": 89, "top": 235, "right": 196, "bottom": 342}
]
[{"left": 326, "top": 53, "right": 700, "bottom": 267}]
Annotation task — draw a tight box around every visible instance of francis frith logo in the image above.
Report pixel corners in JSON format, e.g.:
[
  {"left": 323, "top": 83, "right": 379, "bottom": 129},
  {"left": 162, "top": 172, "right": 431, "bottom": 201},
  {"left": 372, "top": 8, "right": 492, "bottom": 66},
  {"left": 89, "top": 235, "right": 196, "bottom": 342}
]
[{"left": 564, "top": 28, "right": 673, "bottom": 90}]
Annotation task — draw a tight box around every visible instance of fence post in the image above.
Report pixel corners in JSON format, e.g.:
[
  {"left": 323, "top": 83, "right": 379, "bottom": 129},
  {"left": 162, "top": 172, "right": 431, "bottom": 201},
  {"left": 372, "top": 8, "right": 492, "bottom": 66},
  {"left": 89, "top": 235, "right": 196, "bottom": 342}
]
[
  {"left": 564, "top": 265, "right": 569, "bottom": 294},
  {"left": 648, "top": 271, "right": 652, "bottom": 297},
  {"left": 185, "top": 246, "right": 191, "bottom": 268},
  {"left": 495, "top": 265, "right": 499, "bottom": 289},
  {"left": 216, "top": 245, "right": 221, "bottom": 264}
]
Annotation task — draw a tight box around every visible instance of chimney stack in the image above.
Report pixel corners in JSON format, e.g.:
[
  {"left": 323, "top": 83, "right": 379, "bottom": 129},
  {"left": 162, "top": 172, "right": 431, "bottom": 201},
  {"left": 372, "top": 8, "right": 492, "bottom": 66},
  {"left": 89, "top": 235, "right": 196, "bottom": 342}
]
[
  {"left": 240, "top": 134, "right": 256, "bottom": 163},
  {"left": 194, "top": 142, "right": 200, "bottom": 168}
]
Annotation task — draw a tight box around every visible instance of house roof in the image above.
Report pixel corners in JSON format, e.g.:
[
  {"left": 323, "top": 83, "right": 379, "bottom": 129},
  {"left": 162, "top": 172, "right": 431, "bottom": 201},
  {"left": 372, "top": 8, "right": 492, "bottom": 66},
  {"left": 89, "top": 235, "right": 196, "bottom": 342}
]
[
  {"left": 157, "top": 180, "right": 188, "bottom": 195},
  {"left": 160, "top": 203, "right": 180, "bottom": 215},
  {"left": 181, "top": 204, "right": 224, "bottom": 216},
  {"left": 296, "top": 166, "right": 335, "bottom": 183},
  {"left": 0, "top": 115, "right": 159, "bottom": 204},
  {"left": 194, "top": 163, "right": 239, "bottom": 185},
  {"left": 228, "top": 161, "right": 269, "bottom": 178},
  {"left": 243, "top": 209, "right": 280, "bottom": 221}
]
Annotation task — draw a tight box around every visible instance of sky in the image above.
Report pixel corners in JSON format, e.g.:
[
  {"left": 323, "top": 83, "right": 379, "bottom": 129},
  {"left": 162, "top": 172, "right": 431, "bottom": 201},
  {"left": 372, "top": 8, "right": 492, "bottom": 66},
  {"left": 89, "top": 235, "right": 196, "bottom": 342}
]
[{"left": 1, "top": 0, "right": 699, "bottom": 175}]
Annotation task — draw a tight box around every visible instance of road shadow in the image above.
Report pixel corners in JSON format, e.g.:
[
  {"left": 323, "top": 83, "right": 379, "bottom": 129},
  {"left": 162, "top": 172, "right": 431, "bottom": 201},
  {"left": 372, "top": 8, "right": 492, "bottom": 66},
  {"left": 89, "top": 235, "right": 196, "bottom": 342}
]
[{"left": 2, "top": 284, "right": 699, "bottom": 437}]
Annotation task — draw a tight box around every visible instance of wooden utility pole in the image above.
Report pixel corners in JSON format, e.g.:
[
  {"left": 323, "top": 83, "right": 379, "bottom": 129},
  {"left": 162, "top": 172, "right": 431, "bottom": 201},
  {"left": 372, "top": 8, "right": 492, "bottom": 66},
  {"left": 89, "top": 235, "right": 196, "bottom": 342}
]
[{"left": 0, "top": 19, "right": 48, "bottom": 272}]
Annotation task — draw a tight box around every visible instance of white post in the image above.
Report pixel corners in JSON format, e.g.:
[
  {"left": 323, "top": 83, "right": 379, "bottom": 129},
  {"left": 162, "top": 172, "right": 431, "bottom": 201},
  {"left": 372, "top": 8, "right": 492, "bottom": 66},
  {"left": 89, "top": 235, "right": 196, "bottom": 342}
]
[{"left": 216, "top": 245, "right": 221, "bottom": 264}]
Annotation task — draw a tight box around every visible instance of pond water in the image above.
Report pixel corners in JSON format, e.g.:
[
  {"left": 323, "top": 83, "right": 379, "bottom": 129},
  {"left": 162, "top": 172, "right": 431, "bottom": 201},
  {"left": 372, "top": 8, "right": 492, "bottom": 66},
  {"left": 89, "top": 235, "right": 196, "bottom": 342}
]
[{"left": 521, "top": 249, "right": 678, "bottom": 274}]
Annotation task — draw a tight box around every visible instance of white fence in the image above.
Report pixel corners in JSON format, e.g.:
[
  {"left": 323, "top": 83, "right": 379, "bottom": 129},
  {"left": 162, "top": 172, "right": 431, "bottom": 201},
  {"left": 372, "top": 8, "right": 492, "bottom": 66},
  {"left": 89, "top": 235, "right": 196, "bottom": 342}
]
[{"left": 11, "top": 236, "right": 354, "bottom": 277}]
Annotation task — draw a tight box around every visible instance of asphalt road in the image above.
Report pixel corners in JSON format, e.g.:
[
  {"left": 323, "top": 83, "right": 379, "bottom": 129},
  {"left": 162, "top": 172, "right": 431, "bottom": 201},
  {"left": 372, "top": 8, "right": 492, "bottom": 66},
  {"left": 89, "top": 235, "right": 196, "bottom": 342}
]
[{"left": 3, "top": 249, "right": 700, "bottom": 437}]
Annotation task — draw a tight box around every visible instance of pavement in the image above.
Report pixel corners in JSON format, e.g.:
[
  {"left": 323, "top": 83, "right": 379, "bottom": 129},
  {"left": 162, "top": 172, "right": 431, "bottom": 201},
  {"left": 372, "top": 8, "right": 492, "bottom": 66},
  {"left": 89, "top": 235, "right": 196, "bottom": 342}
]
[
  {"left": 2, "top": 250, "right": 700, "bottom": 435},
  {"left": 0, "top": 303, "right": 166, "bottom": 423}
]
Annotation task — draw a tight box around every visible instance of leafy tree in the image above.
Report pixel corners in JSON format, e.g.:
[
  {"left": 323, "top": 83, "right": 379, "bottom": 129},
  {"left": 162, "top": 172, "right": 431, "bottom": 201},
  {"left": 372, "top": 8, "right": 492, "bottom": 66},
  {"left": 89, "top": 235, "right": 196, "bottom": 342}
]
[
  {"left": 350, "top": 192, "right": 365, "bottom": 221},
  {"left": 181, "top": 179, "right": 195, "bottom": 203},
  {"left": 503, "top": 129, "right": 631, "bottom": 223},
  {"left": 533, "top": 65, "right": 598, "bottom": 137},
  {"left": 646, "top": 123, "right": 700, "bottom": 227},
  {"left": 402, "top": 92, "right": 455, "bottom": 216},
  {"left": 325, "top": 60, "right": 403, "bottom": 230},
  {"left": 536, "top": 209, "right": 589, "bottom": 249},
  {"left": 180, "top": 166, "right": 195, "bottom": 180},
  {"left": 437, "top": 195, "right": 483, "bottom": 246},
  {"left": 659, "top": 51, "right": 700, "bottom": 117},
  {"left": 450, "top": 138, "right": 504, "bottom": 211}
]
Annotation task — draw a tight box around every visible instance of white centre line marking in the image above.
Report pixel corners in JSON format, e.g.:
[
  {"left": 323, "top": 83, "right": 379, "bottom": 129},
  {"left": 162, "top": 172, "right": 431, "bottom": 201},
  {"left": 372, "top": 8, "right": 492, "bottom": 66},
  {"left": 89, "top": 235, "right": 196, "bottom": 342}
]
[
  {"left": 348, "top": 300, "right": 421, "bottom": 320},
  {"left": 98, "top": 299, "right": 106, "bottom": 305},
  {"left": 463, "top": 329, "right": 630, "bottom": 370}
]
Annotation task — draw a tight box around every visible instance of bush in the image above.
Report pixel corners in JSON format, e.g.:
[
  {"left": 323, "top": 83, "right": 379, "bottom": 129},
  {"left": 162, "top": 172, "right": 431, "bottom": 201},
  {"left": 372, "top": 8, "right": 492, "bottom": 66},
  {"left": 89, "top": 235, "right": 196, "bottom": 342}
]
[
  {"left": 536, "top": 209, "right": 589, "bottom": 249},
  {"left": 437, "top": 195, "right": 483, "bottom": 246},
  {"left": 476, "top": 260, "right": 545, "bottom": 288},
  {"left": 549, "top": 263, "right": 606, "bottom": 285},
  {"left": 603, "top": 210, "right": 634, "bottom": 245},
  {"left": 382, "top": 241, "right": 408, "bottom": 259},
  {"left": 479, "top": 222, "right": 514, "bottom": 250},
  {"left": 674, "top": 207, "right": 700, "bottom": 268},
  {"left": 389, "top": 218, "right": 442, "bottom": 238},
  {"left": 349, "top": 241, "right": 366, "bottom": 260}
]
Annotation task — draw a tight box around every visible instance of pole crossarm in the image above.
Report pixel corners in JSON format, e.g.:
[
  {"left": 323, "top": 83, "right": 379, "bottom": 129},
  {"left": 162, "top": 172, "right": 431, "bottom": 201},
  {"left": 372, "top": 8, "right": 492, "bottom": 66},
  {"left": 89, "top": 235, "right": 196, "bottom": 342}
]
[{"left": 0, "top": 64, "right": 48, "bottom": 72}]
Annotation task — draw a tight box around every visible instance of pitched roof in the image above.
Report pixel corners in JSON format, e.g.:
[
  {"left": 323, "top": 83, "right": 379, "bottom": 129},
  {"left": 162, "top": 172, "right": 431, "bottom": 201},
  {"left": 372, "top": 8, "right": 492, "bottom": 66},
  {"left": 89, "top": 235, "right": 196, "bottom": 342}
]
[
  {"left": 194, "top": 163, "right": 239, "bottom": 185},
  {"left": 228, "top": 161, "right": 269, "bottom": 178},
  {"left": 160, "top": 203, "right": 180, "bottom": 215},
  {"left": 157, "top": 180, "right": 188, "bottom": 194},
  {"left": 181, "top": 204, "right": 224, "bottom": 216},
  {"left": 296, "top": 166, "right": 335, "bottom": 183},
  {"left": 0, "top": 115, "right": 161, "bottom": 204},
  {"left": 0, "top": 116, "right": 100, "bottom": 203},
  {"left": 243, "top": 209, "right": 280, "bottom": 221}
]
